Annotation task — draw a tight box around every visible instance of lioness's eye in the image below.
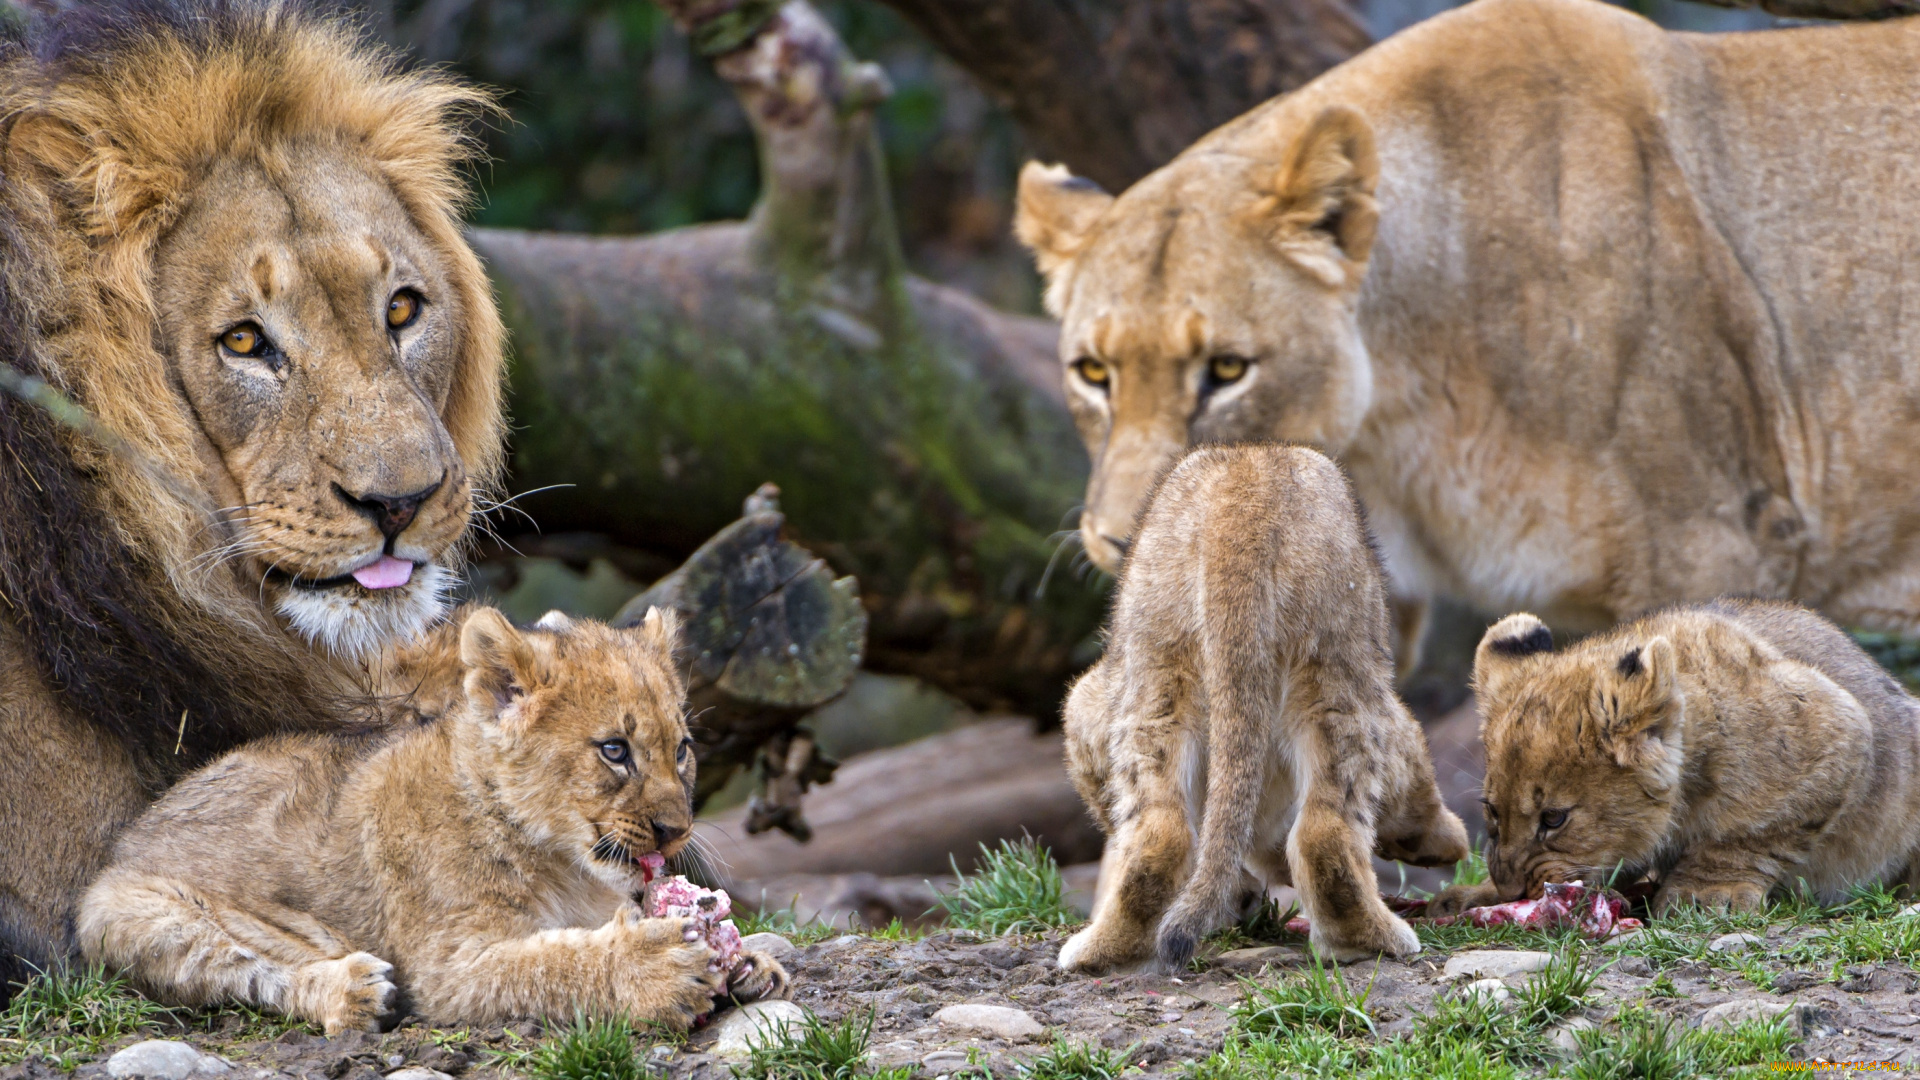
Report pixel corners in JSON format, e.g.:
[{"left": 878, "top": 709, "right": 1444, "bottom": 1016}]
[
  {"left": 1540, "top": 808, "right": 1568, "bottom": 831},
  {"left": 220, "top": 323, "right": 266, "bottom": 356},
  {"left": 1073, "top": 357, "right": 1110, "bottom": 389},
  {"left": 599, "top": 740, "right": 631, "bottom": 765},
  {"left": 386, "top": 289, "right": 423, "bottom": 330},
  {"left": 1208, "top": 354, "right": 1250, "bottom": 384}
]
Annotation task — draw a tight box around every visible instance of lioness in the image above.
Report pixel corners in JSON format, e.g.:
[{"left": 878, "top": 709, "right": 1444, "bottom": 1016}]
[
  {"left": 1431, "top": 600, "right": 1920, "bottom": 915},
  {"left": 0, "top": 2, "right": 503, "bottom": 984},
  {"left": 1016, "top": 0, "right": 1920, "bottom": 654},
  {"left": 79, "top": 606, "right": 789, "bottom": 1032},
  {"left": 1059, "top": 445, "right": 1467, "bottom": 972}
]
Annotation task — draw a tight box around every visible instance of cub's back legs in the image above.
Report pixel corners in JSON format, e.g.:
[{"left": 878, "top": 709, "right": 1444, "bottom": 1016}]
[
  {"left": 78, "top": 872, "right": 395, "bottom": 1034},
  {"left": 1286, "top": 714, "right": 1422, "bottom": 962}
]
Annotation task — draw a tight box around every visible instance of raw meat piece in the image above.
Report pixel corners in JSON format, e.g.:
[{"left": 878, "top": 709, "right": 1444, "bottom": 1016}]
[
  {"left": 639, "top": 852, "right": 751, "bottom": 987},
  {"left": 1279, "top": 881, "right": 1640, "bottom": 941}
]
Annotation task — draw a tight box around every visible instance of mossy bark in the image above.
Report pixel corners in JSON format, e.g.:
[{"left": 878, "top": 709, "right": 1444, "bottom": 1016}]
[{"left": 477, "top": 0, "right": 1105, "bottom": 717}]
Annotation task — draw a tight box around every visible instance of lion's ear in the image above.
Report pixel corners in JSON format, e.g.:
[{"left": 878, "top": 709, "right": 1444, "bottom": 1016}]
[
  {"left": 1259, "top": 105, "right": 1379, "bottom": 288},
  {"left": 1015, "top": 162, "right": 1114, "bottom": 288},
  {"left": 1472, "top": 612, "right": 1553, "bottom": 701},
  {"left": 1596, "top": 637, "right": 1684, "bottom": 784},
  {"left": 460, "top": 607, "right": 540, "bottom": 719},
  {"left": 634, "top": 605, "right": 682, "bottom": 657}
]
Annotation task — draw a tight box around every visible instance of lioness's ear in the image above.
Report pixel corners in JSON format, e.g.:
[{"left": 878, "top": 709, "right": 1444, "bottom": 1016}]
[
  {"left": 1596, "top": 636, "right": 1684, "bottom": 787},
  {"left": 1259, "top": 105, "right": 1379, "bottom": 288},
  {"left": 1472, "top": 612, "right": 1553, "bottom": 701},
  {"left": 1015, "top": 162, "right": 1114, "bottom": 295},
  {"left": 460, "top": 607, "right": 539, "bottom": 716}
]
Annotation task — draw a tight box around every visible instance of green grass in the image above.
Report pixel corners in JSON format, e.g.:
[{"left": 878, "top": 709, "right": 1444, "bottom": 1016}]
[
  {"left": 0, "top": 963, "right": 177, "bottom": 1070},
  {"left": 500, "top": 1013, "right": 647, "bottom": 1080},
  {"left": 935, "top": 836, "right": 1080, "bottom": 937},
  {"left": 1567, "top": 1004, "right": 1797, "bottom": 1079},
  {"left": 1014, "top": 1038, "right": 1140, "bottom": 1079},
  {"left": 1448, "top": 842, "right": 1491, "bottom": 888},
  {"left": 731, "top": 1008, "right": 918, "bottom": 1080},
  {"left": 732, "top": 906, "right": 842, "bottom": 946},
  {"left": 1233, "top": 956, "right": 1375, "bottom": 1038}
]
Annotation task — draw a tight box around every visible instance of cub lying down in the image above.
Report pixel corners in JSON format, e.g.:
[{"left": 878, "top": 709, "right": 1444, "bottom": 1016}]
[
  {"left": 79, "top": 607, "right": 788, "bottom": 1032},
  {"left": 1432, "top": 599, "right": 1920, "bottom": 916},
  {"left": 1060, "top": 445, "right": 1468, "bottom": 972}
]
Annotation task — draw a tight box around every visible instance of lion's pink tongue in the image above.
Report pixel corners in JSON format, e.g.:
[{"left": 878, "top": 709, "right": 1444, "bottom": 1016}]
[
  {"left": 351, "top": 556, "right": 414, "bottom": 590},
  {"left": 639, "top": 851, "right": 666, "bottom": 883}
]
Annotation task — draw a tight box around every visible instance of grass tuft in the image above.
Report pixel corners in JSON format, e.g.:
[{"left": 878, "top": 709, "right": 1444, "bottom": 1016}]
[
  {"left": 1511, "top": 949, "right": 1598, "bottom": 1026},
  {"left": 1233, "top": 956, "right": 1374, "bottom": 1038},
  {"left": 1014, "top": 1038, "right": 1140, "bottom": 1079},
  {"left": 510, "top": 1013, "right": 646, "bottom": 1080},
  {"left": 1568, "top": 1003, "right": 1798, "bottom": 1080},
  {"left": 0, "top": 963, "right": 176, "bottom": 1069},
  {"left": 935, "top": 836, "right": 1079, "bottom": 937},
  {"left": 734, "top": 1008, "right": 875, "bottom": 1080},
  {"left": 1447, "top": 842, "right": 1491, "bottom": 888}
]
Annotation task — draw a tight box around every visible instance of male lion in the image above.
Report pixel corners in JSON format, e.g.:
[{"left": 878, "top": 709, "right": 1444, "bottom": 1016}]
[
  {"left": 0, "top": 2, "right": 503, "bottom": 987},
  {"left": 1015, "top": 0, "right": 1920, "bottom": 654},
  {"left": 1431, "top": 600, "right": 1920, "bottom": 914},
  {"left": 1060, "top": 445, "right": 1466, "bottom": 972},
  {"left": 80, "top": 607, "right": 789, "bottom": 1032}
]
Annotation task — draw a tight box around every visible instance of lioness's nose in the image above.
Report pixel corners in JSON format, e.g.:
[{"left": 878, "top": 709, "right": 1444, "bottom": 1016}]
[{"left": 336, "top": 475, "right": 443, "bottom": 539}]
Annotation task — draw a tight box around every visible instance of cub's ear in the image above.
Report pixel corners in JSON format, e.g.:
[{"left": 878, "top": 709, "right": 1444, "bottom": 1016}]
[
  {"left": 1472, "top": 612, "right": 1553, "bottom": 700},
  {"left": 633, "top": 606, "right": 682, "bottom": 658},
  {"left": 1596, "top": 636, "right": 1684, "bottom": 786},
  {"left": 533, "top": 610, "right": 573, "bottom": 631},
  {"left": 1015, "top": 162, "right": 1115, "bottom": 291},
  {"left": 460, "top": 607, "right": 540, "bottom": 717},
  {"left": 1256, "top": 105, "right": 1379, "bottom": 288}
]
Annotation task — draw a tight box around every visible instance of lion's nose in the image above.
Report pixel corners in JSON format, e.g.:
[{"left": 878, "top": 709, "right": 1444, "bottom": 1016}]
[
  {"left": 651, "top": 821, "right": 687, "bottom": 850},
  {"left": 1100, "top": 534, "right": 1131, "bottom": 556},
  {"left": 336, "top": 476, "right": 443, "bottom": 540}
]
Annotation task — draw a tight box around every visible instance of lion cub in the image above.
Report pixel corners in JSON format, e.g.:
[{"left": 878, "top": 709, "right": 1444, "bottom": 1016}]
[
  {"left": 1059, "top": 445, "right": 1468, "bottom": 972},
  {"left": 79, "top": 606, "right": 788, "bottom": 1032},
  {"left": 1432, "top": 599, "right": 1920, "bottom": 915}
]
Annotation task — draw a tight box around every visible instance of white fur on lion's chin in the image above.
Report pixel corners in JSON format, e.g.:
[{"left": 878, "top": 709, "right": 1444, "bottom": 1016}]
[{"left": 275, "top": 562, "right": 452, "bottom": 663}]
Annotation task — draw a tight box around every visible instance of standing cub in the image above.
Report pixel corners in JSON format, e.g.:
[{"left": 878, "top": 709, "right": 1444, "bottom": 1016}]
[
  {"left": 1060, "top": 445, "right": 1468, "bottom": 972},
  {"left": 79, "top": 607, "right": 787, "bottom": 1032},
  {"left": 1432, "top": 599, "right": 1920, "bottom": 915}
]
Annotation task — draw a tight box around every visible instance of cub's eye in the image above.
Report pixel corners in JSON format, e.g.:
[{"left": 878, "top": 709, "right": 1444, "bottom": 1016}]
[
  {"left": 1073, "top": 357, "right": 1110, "bottom": 389},
  {"left": 1540, "top": 808, "right": 1569, "bottom": 831},
  {"left": 676, "top": 738, "right": 692, "bottom": 764},
  {"left": 220, "top": 323, "right": 267, "bottom": 357},
  {"left": 386, "top": 289, "right": 423, "bottom": 330},
  {"left": 1208, "top": 354, "right": 1250, "bottom": 384},
  {"left": 599, "top": 740, "right": 631, "bottom": 765}
]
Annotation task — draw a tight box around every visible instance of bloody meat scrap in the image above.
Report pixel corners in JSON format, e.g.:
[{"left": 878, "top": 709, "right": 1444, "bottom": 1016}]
[
  {"left": 1282, "top": 881, "right": 1640, "bottom": 940},
  {"left": 638, "top": 852, "right": 747, "bottom": 982}
]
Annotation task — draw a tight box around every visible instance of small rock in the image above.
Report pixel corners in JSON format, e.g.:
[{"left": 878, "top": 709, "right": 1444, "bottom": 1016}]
[
  {"left": 932, "top": 1004, "right": 1045, "bottom": 1043},
  {"left": 1605, "top": 930, "right": 1647, "bottom": 949},
  {"left": 1157, "top": 1011, "right": 1183, "bottom": 1023},
  {"left": 1213, "top": 946, "right": 1306, "bottom": 970},
  {"left": 1442, "top": 950, "right": 1555, "bottom": 980},
  {"left": 814, "top": 935, "right": 864, "bottom": 953},
  {"left": 1550, "top": 1017, "right": 1597, "bottom": 1056},
  {"left": 1462, "top": 979, "right": 1511, "bottom": 1005},
  {"left": 1614, "top": 956, "right": 1655, "bottom": 978},
  {"left": 711, "top": 1000, "right": 809, "bottom": 1057},
  {"left": 1773, "top": 971, "right": 1818, "bottom": 993},
  {"left": 107, "top": 1041, "right": 232, "bottom": 1080},
  {"left": 1897, "top": 903, "right": 1920, "bottom": 918},
  {"left": 1698, "top": 999, "right": 1810, "bottom": 1037},
  {"left": 383, "top": 1070, "right": 450, "bottom": 1080},
  {"left": 740, "top": 933, "right": 796, "bottom": 962},
  {"left": 920, "top": 1050, "right": 971, "bottom": 1073},
  {"left": 1708, "top": 933, "right": 1765, "bottom": 955}
]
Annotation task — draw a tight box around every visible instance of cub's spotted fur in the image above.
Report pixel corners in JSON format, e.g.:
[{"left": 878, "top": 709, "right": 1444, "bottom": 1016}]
[
  {"left": 1432, "top": 599, "right": 1920, "bottom": 915},
  {"left": 1060, "top": 445, "right": 1467, "bottom": 971},
  {"left": 79, "top": 607, "right": 787, "bottom": 1032}
]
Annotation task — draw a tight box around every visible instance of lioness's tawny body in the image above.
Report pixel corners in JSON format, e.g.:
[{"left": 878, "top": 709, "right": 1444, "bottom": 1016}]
[
  {"left": 79, "top": 608, "right": 788, "bottom": 1032},
  {"left": 1060, "top": 445, "right": 1466, "bottom": 972},
  {"left": 1433, "top": 600, "right": 1920, "bottom": 915},
  {"left": 1017, "top": 0, "right": 1920, "bottom": 648}
]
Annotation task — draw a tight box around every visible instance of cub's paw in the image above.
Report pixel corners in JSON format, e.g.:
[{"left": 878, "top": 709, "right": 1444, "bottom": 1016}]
[
  {"left": 1656, "top": 879, "right": 1767, "bottom": 914},
  {"left": 1057, "top": 922, "right": 1153, "bottom": 975},
  {"left": 295, "top": 952, "right": 397, "bottom": 1035},
  {"left": 1313, "top": 910, "right": 1421, "bottom": 963},
  {"left": 726, "top": 950, "right": 791, "bottom": 1003},
  {"left": 1426, "top": 882, "right": 1504, "bottom": 918},
  {"left": 642, "top": 943, "right": 728, "bottom": 1030}
]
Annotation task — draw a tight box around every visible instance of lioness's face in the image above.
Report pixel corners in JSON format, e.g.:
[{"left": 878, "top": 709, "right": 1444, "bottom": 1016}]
[
  {"left": 461, "top": 608, "right": 696, "bottom": 891},
  {"left": 1473, "top": 615, "right": 1685, "bottom": 901},
  {"left": 1015, "top": 108, "right": 1381, "bottom": 573},
  {"left": 153, "top": 152, "right": 476, "bottom": 658}
]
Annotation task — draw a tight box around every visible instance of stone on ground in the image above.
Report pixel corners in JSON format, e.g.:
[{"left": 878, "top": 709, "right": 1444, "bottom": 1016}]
[
  {"left": 1550, "top": 1017, "right": 1597, "bottom": 1056},
  {"left": 1213, "top": 945, "right": 1306, "bottom": 970},
  {"left": 740, "top": 932, "right": 797, "bottom": 961},
  {"left": 106, "top": 1040, "right": 231, "bottom": 1080},
  {"left": 1708, "top": 932, "right": 1765, "bottom": 954},
  {"left": 1462, "top": 978, "right": 1511, "bottom": 1005},
  {"left": 932, "top": 1003, "right": 1045, "bottom": 1042},
  {"left": 1442, "top": 950, "right": 1555, "bottom": 980},
  {"left": 710, "top": 1000, "right": 809, "bottom": 1057},
  {"left": 921, "top": 1049, "right": 972, "bottom": 1073},
  {"left": 384, "top": 1070, "right": 452, "bottom": 1080},
  {"left": 1698, "top": 998, "right": 1809, "bottom": 1036}
]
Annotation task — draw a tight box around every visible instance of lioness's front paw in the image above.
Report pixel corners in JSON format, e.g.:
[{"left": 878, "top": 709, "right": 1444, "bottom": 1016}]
[
  {"left": 726, "top": 950, "right": 791, "bottom": 1003},
  {"left": 1656, "top": 878, "right": 1767, "bottom": 914},
  {"left": 296, "top": 952, "right": 396, "bottom": 1035},
  {"left": 1426, "top": 882, "right": 1504, "bottom": 918}
]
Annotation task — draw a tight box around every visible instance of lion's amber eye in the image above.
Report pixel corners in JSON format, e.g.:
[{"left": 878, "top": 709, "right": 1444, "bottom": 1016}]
[
  {"left": 1209, "top": 355, "right": 1250, "bottom": 384},
  {"left": 220, "top": 324, "right": 265, "bottom": 356},
  {"left": 1074, "top": 357, "right": 1110, "bottom": 388},
  {"left": 386, "top": 289, "right": 422, "bottom": 330},
  {"left": 1540, "top": 808, "right": 1568, "bottom": 831},
  {"left": 600, "top": 740, "right": 631, "bottom": 765}
]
